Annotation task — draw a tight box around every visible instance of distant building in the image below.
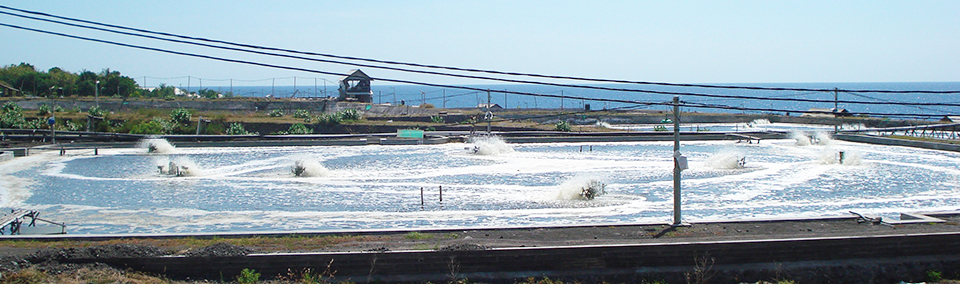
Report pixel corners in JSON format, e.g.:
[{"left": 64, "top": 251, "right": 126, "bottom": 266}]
[
  {"left": 338, "top": 69, "right": 373, "bottom": 103},
  {"left": 477, "top": 103, "right": 503, "bottom": 110},
  {"left": 940, "top": 116, "right": 960, "bottom": 123},
  {"left": 802, "top": 108, "right": 851, "bottom": 118},
  {"left": 0, "top": 80, "right": 21, "bottom": 97}
]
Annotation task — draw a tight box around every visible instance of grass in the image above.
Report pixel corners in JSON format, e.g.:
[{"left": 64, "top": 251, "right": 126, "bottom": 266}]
[
  {"left": 403, "top": 231, "right": 433, "bottom": 240},
  {"left": 0, "top": 234, "right": 384, "bottom": 253}
]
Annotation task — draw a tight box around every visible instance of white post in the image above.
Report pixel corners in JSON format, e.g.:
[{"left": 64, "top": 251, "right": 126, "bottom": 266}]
[{"left": 672, "top": 96, "right": 682, "bottom": 226}]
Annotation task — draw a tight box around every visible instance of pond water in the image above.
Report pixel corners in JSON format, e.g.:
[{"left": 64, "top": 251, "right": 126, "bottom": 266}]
[{"left": 3, "top": 126, "right": 959, "bottom": 234}]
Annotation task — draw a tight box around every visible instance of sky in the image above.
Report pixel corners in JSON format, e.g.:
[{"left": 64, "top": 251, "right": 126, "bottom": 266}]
[{"left": 0, "top": 1, "right": 958, "bottom": 87}]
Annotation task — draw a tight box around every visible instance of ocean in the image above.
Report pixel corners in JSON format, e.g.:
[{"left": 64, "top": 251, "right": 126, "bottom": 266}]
[{"left": 182, "top": 82, "right": 960, "bottom": 119}]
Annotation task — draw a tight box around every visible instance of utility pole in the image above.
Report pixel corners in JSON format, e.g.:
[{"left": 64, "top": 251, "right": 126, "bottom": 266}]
[
  {"left": 95, "top": 80, "right": 99, "bottom": 107},
  {"left": 487, "top": 90, "right": 492, "bottom": 133},
  {"left": 834, "top": 88, "right": 839, "bottom": 133},
  {"left": 442, "top": 89, "right": 446, "bottom": 108},
  {"left": 230, "top": 79, "right": 233, "bottom": 96},
  {"left": 314, "top": 78, "right": 318, "bottom": 98},
  {"left": 672, "top": 96, "right": 684, "bottom": 226},
  {"left": 187, "top": 76, "right": 191, "bottom": 95},
  {"left": 560, "top": 90, "right": 564, "bottom": 111}
]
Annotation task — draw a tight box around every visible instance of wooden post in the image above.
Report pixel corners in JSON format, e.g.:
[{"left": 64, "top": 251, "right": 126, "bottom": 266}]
[{"left": 439, "top": 186, "right": 443, "bottom": 202}]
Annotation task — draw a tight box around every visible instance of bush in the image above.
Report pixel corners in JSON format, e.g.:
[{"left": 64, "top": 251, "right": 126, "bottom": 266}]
[
  {"left": 285, "top": 123, "right": 313, "bottom": 134},
  {"left": 88, "top": 105, "right": 105, "bottom": 118},
  {"left": 169, "top": 108, "right": 192, "bottom": 124},
  {"left": 555, "top": 121, "right": 571, "bottom": 132},
  {"left": 269, "top": 109, "right": 284, "bottom": 117},
  {"left": 2, "top": 102, "right": 22, "bottom": 113},
  {"left": 421, "top": 103, "right": 435, "bottom": 108},
  {"left": 38, "top": 103, "right": 51, "bottom": 116},
  {"left": 315, "top": 113, "right": 343, "bottom": 126},
  {"left": 236, "top": 268, "right": 260, "bottom": 284},
  {"left": 130, "top": 120, "right": 164, "bottom": 134},
  {"left": 65, "top": 120, "right": 84, "bottom": 131},
  {"left": 430, "top": 115, "right": 445, "bottom": 124},
  {"left": 226, "top": 122, "right": 257, "bottom": 135},
  {"left": 0, "top": 102, "right": 26, "bottom": 128},
  {"left": 293, "top": 109, "right": 310, "bottom": 119},
  {"left": 339, "top": 108, "right": 362, "bottom": 121}
]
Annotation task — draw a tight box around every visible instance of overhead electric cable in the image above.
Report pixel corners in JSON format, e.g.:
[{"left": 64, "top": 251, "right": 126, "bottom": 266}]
[
  {"left": 2, "top": 21, "right": 953, "bottom": 118},
  {"left": 1, "top": 4, "right": 958, "bottom": 95},
  {"left": 0, "top": 22, "right": 669, "bottom": 108},
  {"left": 4, "top": 10, "right": 959, "bottom": 109}
]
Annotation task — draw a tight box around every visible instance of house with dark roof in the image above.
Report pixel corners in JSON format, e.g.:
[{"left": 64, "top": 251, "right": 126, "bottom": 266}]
[
  {"left": 801, "top": 108, "right": 851, "bottom": 118},
  {"left": 338, "top": 69, "right": 373, "bottom": 103},
  {"left": 0, "top": 80, "right": 21, "bottom": 97}
]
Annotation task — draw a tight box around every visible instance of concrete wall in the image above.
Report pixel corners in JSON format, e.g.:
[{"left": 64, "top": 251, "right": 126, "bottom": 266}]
[
  {"left": 836, "top": 134, "right": 960, "bottom": 152},
  {"left": 69, "top": 232, "right": 960, "bottom": 283},
  {"left": 0, "top": 151, "right": 12, "bottom": 162},
  {"left": 7, "top": 98, "right": 445, "bottom": 116}
]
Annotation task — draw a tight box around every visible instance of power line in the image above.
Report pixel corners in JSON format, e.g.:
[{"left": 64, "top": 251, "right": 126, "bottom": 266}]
[
  {"left": 1, "top": 4, "right": 958, "bottom": 95},
  {"left": 2, "top": 21, "right": 954, "bottom": 118},
  {"left": 0, "top": 22, "right": 668, "bottom": 109},
  {"left": 5, "top": 10, "right": 958, "bottom": 108},
  {"left": 1, "top": 13, "right": 957, "bottom": 118}
]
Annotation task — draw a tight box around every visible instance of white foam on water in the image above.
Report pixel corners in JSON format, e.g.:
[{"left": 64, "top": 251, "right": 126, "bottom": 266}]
[
  {"left": 703, "top": 150, "right": 746, "bottom": 170},
  {"left": 292, "top": 158, "right": 330, "bottom": 177},
  {"left": 469, "top": 135, "right": 515, "bottom": 155},
  {"left": 553, "top": 175, "right": 607, "bottom": 201},
  {"left": 137, "top": 138, "right": 177, "bottom": 154}
]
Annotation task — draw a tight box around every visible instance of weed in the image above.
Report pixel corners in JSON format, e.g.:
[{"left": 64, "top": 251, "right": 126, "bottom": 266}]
[
  {"left": 404, "top": 231, "right": 433, "bottom": 240},
  {"left": 684, "top": 254, "right": 715, "bottom": 284},
  {"left": 927, "top": 269, "right": 943, "bottom": 282},
  {"left": 236, "top": 268, "right": 260, "bottom": 284}
]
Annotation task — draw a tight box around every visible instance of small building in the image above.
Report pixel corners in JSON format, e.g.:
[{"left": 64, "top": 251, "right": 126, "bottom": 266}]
[
  {"left": 477, "top": 103, "right": 503, "bottom": 110},
  {"left": 941, "top": 116, "right": 960, "bottom": 123},
  {"left": 338, "top": 69, "right": 373, "bottom": 103},
  {"left": 0, "top": 80, "right": 21, "bottom": 97},
  {"left": 801, "top": 108, "right": 851, "bottom": 118}
]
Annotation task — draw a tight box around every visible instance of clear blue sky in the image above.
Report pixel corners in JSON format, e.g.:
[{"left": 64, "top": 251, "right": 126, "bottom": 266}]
[{"left": 1, "top": 1, "right": 958, "bottom": 87}]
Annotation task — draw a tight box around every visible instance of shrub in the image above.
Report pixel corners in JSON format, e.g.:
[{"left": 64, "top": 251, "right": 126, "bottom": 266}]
[
  {"left": 286, "top": 123, "right": 313, "bottom": 134},
  {"left": 269, "top": 109, "right": 284, "bottom": 117},
  {"left": 169, "top": 108, "right": 192, "bottom": 124},
  {"left": 421, "top": 103, "right": 435, "bottom": 108},
  {"left": 226, "top": 122, "right": 257, "bottom": 135},
  {"left": 430, "top": 115, "right": 445, "bottom": 124},
  {"left": 236, "top": 268, "right": 260, "bottom": 284},
  {"left": 293, "top": 109, "right": 310, "bottom": 119},
  {"left": 38, "top": 103, "right": 51, "bottom": 116},
  {"left": 88, "top": 105, "right": 105, "bottom": 118},
  {"left": 0, "top": 102, "right": 26, "bottom": 128},
  {"left": 65, "top": 120, "right": 84, "bottom": 131},
  {"left": 555, "top": 121, "right": 571, "bottom": 132},
  {"left": 315, "top": 113, "right": 343, "bottom": 126},
  {"left": 2, "top": 101, "right": 22, "bottom": 113},
  {"left": 339, "top": 108, "right": 362, "bottom": 121},
  {"left": 130, "top": 120, "right": 164, "bottom": 134}
]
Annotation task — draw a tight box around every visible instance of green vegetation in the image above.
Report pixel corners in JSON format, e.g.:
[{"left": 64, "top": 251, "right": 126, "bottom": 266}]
[
  {"left": 169, "top": 108, "right": 192, "bottom": 124},
  {"left": 227, "top": 122, "right": 257, "bottom": 135},
  {"left": 236, "top": 268, "right": 261, "bottom": 284},
  {"left": 430, "top": 115, "right": 445, "bottom": 124},
  {"left": 404, "top": 231, "right": 433, "bottom": 240},
  {"left": 269, "top": 109, "right": 285, "bottom": 117},
  {"left": 555, "top": 121, "right": 571, "bottom": 132}
]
